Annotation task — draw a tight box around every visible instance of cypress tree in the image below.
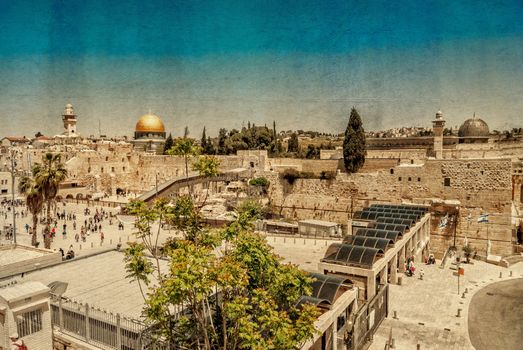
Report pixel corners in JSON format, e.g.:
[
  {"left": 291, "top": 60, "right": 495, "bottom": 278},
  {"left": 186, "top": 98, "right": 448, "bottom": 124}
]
[
  {"left": 343, "top": 107, "right": 366, "bottom": 173},
  {"left": 163, "top": 133, "right": 174, "bottom": 155},
  {"left": 201, "top": 127, "right": 208, "bottom": 153},
  {"left": 287, "top": 133, "right": 299, "bottom": 153},
  {"left": 218, "top": 128, "right": 227, "bottom": 154}
]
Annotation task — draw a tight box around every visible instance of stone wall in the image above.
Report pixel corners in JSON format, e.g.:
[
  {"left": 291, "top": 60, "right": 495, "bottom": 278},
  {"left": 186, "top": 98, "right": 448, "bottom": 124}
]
[{"left": 266, "top": 158, "right": 515, "bottom": 256}]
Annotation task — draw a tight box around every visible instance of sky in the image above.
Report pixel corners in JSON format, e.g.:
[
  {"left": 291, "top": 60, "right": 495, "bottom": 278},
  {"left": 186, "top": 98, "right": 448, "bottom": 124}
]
[{"left": 1, "top": 0, "right": 522, "bottom": 138}]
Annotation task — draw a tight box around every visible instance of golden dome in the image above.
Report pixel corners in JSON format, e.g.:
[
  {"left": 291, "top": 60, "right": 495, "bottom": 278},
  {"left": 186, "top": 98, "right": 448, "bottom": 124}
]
[{"left": 135, "top": 114, "right": 165, "bottom": 133}]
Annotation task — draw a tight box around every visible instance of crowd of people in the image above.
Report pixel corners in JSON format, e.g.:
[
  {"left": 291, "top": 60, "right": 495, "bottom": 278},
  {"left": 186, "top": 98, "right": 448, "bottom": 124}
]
[{"left": 1, "top": 198, "right": 124, "bottom": 260}]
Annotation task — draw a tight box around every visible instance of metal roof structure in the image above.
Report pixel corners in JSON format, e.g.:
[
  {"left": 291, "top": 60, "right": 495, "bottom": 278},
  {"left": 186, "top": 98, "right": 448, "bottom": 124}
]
[
  {"left": 295, "top": 295, "right": 331, "bottom": 309},
  {"left": 354, "top": 211, "right": 421, "bottom": 222},
  {"left": 373, "top": 223, "right": 408, "bottom": 233},
  {"left": 343, "top": 235, "right": 393, "bottom": 251},
  {"left": 370, "top": 204, "right": 428, "bottom": 213},
  {"left": 322, "top": 243, "right": 383, "bottom": 268},
  {"left": 376, "top": 213, "right": 418, "bottom": 223},
  {"left": 309, "top": 272, "right": 352, "bottom": 304},
  {"left": 375, "top": 217, "right": 416, "bottom": 228},
  {"left": 354, "top": 228, "right": 401, "bottom": 243}
]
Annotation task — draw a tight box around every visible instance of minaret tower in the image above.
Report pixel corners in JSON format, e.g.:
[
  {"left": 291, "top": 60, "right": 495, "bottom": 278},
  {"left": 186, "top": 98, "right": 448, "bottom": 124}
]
[
  {"left": 432, "top": 110, "right": 445, "bottom": 159},
  {"left": 62, "top": 103, "right": 78, "bottom": 137}
]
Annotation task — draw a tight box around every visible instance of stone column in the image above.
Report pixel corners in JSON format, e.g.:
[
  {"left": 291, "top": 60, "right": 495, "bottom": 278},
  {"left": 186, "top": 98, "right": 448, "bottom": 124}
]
[
  {"left": 390, "top": 254, "right": 398, "bottom": 284},
  {"left": 379, "top": 266, "right": 388, "bottom": 285},
  {"left": 367, "top": 274, "right": 376, "bottom": 300},
  {"left": 399, "top": 246, "right": 406, "bottom": 273}
]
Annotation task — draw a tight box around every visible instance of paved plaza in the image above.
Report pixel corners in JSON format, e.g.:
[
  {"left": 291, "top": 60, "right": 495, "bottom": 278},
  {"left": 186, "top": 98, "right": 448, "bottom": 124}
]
[
  {"left": 369, "top": 259, "right": 523, "bottom": 350},
  {"left": 3, "top": 201, "right": 141, "bottom": 257}
]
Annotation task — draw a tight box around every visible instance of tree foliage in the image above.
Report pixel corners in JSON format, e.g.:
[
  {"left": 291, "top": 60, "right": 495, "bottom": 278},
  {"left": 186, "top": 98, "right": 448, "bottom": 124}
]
[
  {"left": 167, "top": 138, "right": 200, "bottom": 178},
  {"left": 162, "top": 133, "right": 174, "bottom": 155},
  {"left": 124, "top": 197, "right": 318, "bottom": 349},
  {"left": 287, "top": 133, "right": 299, "bottom": 153},
  {"left": 18, "top": 176, "right": 44, "bottom": 246},
  {"left": 343, "top": 107, "right": 366, "bottom": 173},
  {"left": 33, "top": 153, "right": 67, "bottom": 249}
]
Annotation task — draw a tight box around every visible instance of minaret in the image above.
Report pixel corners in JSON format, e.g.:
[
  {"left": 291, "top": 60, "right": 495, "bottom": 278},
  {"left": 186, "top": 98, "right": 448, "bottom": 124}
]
[
  {"left": 62, "top": 103, "right": 78, "bottom": 137},
  {"left": 432, "top": 110, "right": 445, "bottom": 159}
]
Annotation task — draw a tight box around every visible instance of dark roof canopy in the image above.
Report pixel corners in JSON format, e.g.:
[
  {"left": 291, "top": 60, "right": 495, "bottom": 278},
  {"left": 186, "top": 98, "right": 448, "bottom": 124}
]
[
  {"left": 354, "top": 228, "right": 401, "bottom": 242},
  {"left": 322, "top": 243, "right": 383, "bottom": 268},
  {"left": 295, "top": 295, "right": 331, "bottom": 309},
  {"left": 370, "top": 204, "right": 428, "bottom": 213},
  {"left": 308, "top": 272, "right": 352, "bottom": 304},
  {"left": 373, "top": 223, "right": 408, "bottom": 233},
  {"left": 375, "top": 217, "right": 415, "bottom": 228},
  {"left": 343, "top": 235, "right": 393, "bottom": 251}
]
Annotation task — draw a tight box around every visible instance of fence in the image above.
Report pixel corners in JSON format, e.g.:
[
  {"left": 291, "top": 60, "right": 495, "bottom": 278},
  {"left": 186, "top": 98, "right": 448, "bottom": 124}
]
[
  {"left": 61, "top": 198, "right": 123, "bottom": 208},
  {"left": 350, "top": 283, "right": 389, "bottom": 350},
  {"left": 50, "top": 294, "right": 161, "bottom": 350}
]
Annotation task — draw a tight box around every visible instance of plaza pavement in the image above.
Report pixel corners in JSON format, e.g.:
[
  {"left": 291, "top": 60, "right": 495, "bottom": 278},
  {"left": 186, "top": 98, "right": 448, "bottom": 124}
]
[
  {"left": 5, "top": 202, "right": 144, "bottom": 256},
  {"left": 369, "top": 259, "right": 523, "bottom": 350}
]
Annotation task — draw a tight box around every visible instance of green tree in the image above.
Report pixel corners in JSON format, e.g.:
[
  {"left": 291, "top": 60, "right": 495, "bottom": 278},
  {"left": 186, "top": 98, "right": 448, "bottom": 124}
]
[
  {"left": 167, "top": 138, "right": 200, "bottom": 178},
  {"left": 201, "top": 127, "right": 208, "bottom": 153},
  {"left": 218, "top": 128, "right": 228, "bottom": 154},
  {"left": 343, "top": 107, "right": 366, "bottom": 173},
  {"left": 124, "top": 199, "right": 318, "bottom": 349},
  {"left": 33, "top": 153, "right": 67, "bottom": 249},
  {"left": 18, "top": 176, "right": 44, "bottom": 246},
  {"left": 287, "top": 133, "right": 299, "bottom": 153},
  {"left": 162, "top": 133, "right": 174, "bottom": 155}
]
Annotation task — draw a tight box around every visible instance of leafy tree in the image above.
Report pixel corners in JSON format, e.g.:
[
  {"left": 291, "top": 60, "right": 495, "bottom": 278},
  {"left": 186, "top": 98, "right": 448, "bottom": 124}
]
[
  {"left": 287, "top": 133, "right": 299, "bottom": 153},
  {"left": 205, "top": 136, "right": 216, "bottom": 155},
  {"left": 33, "top": 153, "right": 67, "bottom": 249},
  {"left": 124, "top": 198, "right": 318, "bottom": 349},
  {"left": 18, "top": 176, "right": 44, "bottom": 246},
  {"left": 162, "top": 133, "right": 174, "bottom": 155},
  {"left": 167, "top": 138, "right": 200, "bottom": 178},
  {"left": 218, "top": 128, "right": 228, "bottom": 154},
  {"left": 343, "top": 107, "right": 366, "bottom": 173}
]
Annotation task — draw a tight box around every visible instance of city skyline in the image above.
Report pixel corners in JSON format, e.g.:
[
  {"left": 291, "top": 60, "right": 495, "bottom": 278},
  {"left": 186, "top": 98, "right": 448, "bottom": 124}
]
[{"left": 1, "top": 0, "right": 522, "bottom": 137}]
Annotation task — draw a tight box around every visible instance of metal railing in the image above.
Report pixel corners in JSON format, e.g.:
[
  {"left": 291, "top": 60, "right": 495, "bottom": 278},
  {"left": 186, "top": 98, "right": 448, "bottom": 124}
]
[{"left": 50, "top": 294, "right": 152, "bottom": 349}]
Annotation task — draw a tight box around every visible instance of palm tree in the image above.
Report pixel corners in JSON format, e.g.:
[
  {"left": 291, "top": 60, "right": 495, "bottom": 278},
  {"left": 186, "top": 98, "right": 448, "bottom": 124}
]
[
  {"left": 18, "top": 176, "right": 44, "bottom": 247},
  {"left": 33, "top": 153, "right": 67, "bottom": 249},
  {"left": 167, "top": 138, "right": 200, "bottom": 178}
]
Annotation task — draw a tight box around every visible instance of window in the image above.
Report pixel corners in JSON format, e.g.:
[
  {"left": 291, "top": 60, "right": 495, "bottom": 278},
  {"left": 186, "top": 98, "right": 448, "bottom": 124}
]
[
  {"left": 390, "top": 169, "right": 394, "bottom": 174},
  {"left": 101, "top": 167, "right": 104, "bottom": 173},
  {"left": 105, "top": 156, "right": 109, "bottom": 161},
  {"left": 444, "top": 177, "right": 451, "bottom": 187},
  {"left": 408, "top": 177, "right": 412, "bottom": 181},
  {"left": 398, "top": 177, "right": 402, "bottom": 181},
  {"left": 410, "top": 159, "right": 414, "bottom": 164},
  {"left": 418, "top": 177, "right": 421, "bottom": 182},
  {"left": 123, "top": 167, "right": 126, "bottom": 172},
  {"left": 111, "top": 167, "right": 115, "bottom": 172},
  {"left": 17, "top": 309, "right": 43, "bottom": 337},
  {"left": 481, "top": 170, "right": 484, "bottom": 175}
]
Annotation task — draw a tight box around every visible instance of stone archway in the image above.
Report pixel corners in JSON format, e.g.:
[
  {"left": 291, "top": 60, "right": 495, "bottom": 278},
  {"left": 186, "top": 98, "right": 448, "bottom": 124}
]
[
  {"left": 76, "top": 193, "right": 84, "bottom": 200},
  {"left": 66, "top": 194, "right": 74, "bottom": 199}
]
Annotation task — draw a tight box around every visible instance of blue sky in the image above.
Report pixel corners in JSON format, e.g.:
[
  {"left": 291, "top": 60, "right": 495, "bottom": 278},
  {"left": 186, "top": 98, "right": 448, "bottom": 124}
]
[{"left": 1, "top": 0, "right": 522, "bottom": 137}]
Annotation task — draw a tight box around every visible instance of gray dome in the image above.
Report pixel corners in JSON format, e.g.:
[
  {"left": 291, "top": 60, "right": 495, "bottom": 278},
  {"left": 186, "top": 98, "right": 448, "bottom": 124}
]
[{"left": 458, "top": 117, "right": 489, "bottom": 137}]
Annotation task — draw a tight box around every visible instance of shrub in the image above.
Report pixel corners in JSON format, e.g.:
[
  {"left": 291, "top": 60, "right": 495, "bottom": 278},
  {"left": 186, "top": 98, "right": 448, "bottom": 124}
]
[{"left": 249, "top": 177, "right": 270, "bottom": 187}]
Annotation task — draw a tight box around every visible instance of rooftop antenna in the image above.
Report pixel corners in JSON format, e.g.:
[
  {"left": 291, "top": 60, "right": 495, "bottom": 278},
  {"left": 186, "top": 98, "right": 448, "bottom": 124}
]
[{"left": 98, "top": 119, "right": 101, "bottom": 137}]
